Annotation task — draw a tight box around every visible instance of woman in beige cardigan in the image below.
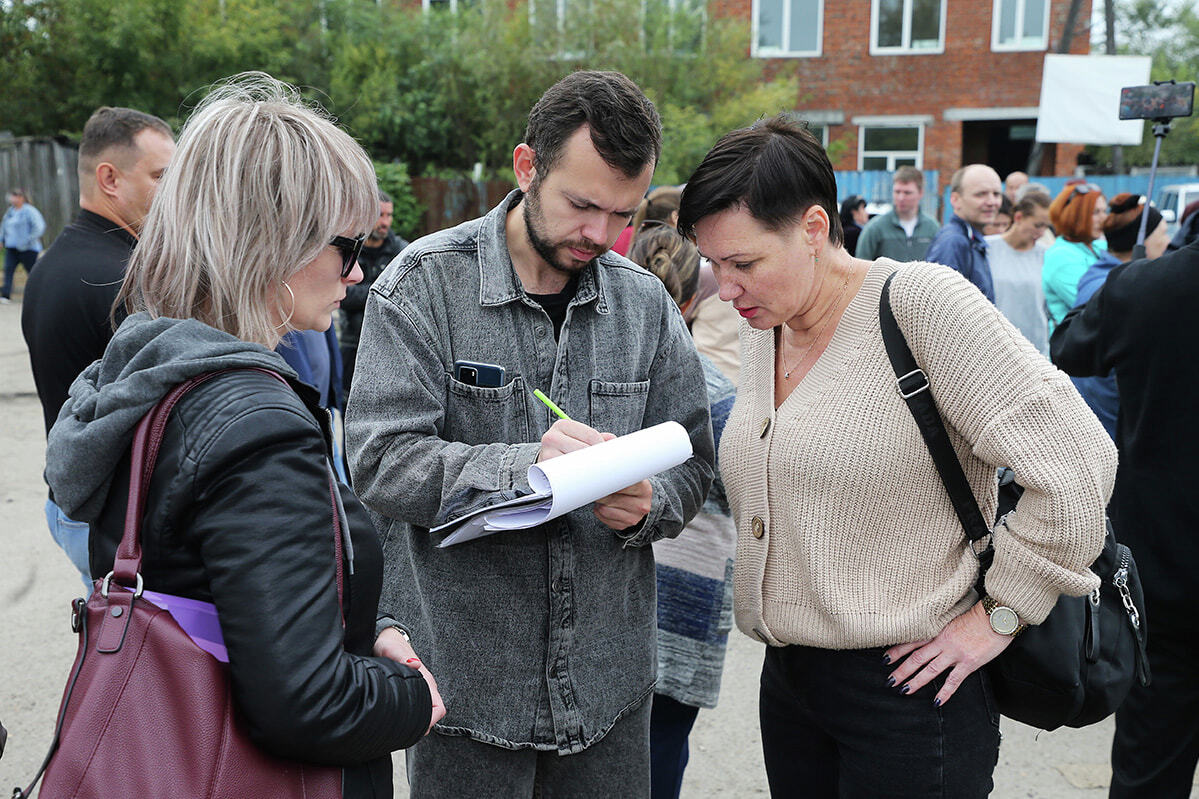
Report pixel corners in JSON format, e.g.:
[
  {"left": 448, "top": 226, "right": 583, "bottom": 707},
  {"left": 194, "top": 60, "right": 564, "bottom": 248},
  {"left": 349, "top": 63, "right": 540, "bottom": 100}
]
[{"left": 675, "top": 115, "right": 1116, "bottom": 798}]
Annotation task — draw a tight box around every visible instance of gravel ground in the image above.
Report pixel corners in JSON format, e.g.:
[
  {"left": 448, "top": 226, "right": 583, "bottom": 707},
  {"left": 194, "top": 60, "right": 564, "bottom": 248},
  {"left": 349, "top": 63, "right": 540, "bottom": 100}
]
[{"left": 1, "top": 295, "right": 1194, "bottom": 797}]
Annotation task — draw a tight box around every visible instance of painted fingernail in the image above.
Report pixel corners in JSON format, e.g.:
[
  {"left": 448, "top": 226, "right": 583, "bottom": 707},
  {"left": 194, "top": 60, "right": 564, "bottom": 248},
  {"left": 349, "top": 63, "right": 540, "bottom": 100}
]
[
  {"left": 886, "top": 676, "right": 896, "bottom": 688},
  {"left": 406, "top": 658, "right": 421, "bottom": 666},
  {"left": 881, "top": 654, "right": 892, "bottom": 665},
  {"left": 933, "top": 697, "right": 942, "bottom": 708},
  {"left": 900, "top": 684, "right": 911, "bottom": 695}
]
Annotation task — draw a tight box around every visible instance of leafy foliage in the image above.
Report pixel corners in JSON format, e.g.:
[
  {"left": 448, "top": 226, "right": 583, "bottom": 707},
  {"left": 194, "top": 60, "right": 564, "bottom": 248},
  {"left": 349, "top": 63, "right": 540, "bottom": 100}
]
[
  {"left": 373, "top": 160, "right": 423, "bottom": 239},
  {"left": 1087, "top": 0, "right": 1199, "bottom": 168},
  {"left": 1, "top": 0, "right": 798, "bottom": 186}
]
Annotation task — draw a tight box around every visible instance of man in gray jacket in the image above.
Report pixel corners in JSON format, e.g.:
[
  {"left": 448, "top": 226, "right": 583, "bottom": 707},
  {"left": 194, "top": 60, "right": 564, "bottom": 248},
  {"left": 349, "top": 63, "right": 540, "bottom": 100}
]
[
  {"left": 855, "top": 165, "right": 940, "bottom": 262},
  {"left": 346, "top": 71, "right": 714, "bottom": 797}
]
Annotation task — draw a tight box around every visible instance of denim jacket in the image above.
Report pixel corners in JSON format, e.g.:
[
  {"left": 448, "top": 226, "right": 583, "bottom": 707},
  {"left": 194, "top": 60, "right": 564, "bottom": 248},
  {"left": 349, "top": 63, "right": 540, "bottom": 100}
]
[
  {"left": 926, "top": 215, "right": 993, "bottom": 302},
  {"left": 346, "top": 191, "right": 714, "bottom": 753}
]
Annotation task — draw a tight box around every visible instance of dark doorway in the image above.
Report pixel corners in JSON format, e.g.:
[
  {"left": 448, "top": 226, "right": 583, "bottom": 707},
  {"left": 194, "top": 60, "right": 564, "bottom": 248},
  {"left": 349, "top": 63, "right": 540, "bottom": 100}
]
[{"left": 961, "top": 119, "right": 1037, "bottom": 176}]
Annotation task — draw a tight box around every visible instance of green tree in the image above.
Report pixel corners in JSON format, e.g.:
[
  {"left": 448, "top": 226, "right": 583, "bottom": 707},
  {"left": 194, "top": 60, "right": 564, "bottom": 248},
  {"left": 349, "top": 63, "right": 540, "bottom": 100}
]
[{"left": 1087, "top": 0, "right": 1199, "bottom": 169}]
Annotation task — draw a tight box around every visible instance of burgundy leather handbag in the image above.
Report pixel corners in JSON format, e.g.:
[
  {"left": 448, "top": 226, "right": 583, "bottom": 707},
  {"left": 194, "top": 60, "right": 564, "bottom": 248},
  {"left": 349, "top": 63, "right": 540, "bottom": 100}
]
[{"left": 16, "top": 371, "right": 343, "bottom": 798}]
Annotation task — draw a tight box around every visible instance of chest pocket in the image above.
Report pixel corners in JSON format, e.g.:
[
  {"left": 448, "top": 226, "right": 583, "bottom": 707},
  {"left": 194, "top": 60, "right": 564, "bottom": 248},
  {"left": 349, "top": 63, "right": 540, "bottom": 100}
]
[
  {"left": 444, "top": 374, "right": 531, "bottom": 445},
  {"left": 588, "top": 379, "right": 651, "bottom": 438}
]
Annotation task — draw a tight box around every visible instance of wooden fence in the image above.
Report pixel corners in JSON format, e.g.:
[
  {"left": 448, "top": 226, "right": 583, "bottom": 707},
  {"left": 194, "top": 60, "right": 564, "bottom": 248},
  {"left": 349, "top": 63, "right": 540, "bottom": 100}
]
[{"left": 0, "top": 136, "right": 80, "bottom": 248}]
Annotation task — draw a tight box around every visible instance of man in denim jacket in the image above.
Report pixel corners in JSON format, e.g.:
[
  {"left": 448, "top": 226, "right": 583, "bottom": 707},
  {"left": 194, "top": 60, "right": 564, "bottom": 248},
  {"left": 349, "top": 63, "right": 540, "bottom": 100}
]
[{"left": 346, "top": 71, "right": 714, "bottom": 796}]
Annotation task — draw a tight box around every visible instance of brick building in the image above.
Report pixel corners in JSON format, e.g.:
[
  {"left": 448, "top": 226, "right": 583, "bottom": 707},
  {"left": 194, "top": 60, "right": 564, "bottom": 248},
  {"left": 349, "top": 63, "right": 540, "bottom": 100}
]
[{"left": 713, "top": 0, "right": 1092, "bottom": 180}]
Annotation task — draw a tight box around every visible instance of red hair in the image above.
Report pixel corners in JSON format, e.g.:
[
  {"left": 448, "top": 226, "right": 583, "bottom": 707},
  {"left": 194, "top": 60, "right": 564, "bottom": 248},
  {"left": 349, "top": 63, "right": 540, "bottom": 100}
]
[{"left": 1049, "top": 184, "right": 1103, "bottom": 245}]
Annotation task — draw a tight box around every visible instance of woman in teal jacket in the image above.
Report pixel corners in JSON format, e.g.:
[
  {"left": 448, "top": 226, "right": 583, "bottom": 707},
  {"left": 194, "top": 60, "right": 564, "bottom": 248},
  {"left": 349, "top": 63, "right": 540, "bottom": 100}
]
[{"left": 1042, "top": 182, "right": 1107, "bottom": 331}]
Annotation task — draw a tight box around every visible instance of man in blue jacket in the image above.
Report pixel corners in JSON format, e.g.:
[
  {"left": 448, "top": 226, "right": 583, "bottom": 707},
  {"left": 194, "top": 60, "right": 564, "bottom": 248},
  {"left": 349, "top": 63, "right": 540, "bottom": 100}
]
[
  {"left": 1, "top": 188, "right": 45, "bottom": 302},
  {"left": 926, "top": 164, "right": 1003, "bottom": 301}
]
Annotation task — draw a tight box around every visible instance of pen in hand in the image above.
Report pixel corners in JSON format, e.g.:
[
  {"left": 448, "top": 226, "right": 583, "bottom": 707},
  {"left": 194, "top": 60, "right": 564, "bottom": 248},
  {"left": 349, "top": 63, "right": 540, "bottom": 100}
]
[{"left": 532, "top": 388, "right": 571, "bottom": 421}]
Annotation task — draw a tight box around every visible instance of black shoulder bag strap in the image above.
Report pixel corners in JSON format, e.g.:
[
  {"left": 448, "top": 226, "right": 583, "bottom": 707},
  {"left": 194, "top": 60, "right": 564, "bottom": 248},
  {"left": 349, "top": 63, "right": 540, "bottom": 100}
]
[{"left": 878, "top": 272, "right": 993, "bottom": 550}]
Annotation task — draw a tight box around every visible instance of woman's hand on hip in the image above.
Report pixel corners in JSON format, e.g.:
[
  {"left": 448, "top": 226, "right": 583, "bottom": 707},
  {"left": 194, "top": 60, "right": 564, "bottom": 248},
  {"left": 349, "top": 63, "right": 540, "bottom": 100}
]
[
  {"left": 883, "top": 602, "right": 1014, "bottom": 707},
  {"left": 374, "top": 627, "right": 447, "bottom": 733}
]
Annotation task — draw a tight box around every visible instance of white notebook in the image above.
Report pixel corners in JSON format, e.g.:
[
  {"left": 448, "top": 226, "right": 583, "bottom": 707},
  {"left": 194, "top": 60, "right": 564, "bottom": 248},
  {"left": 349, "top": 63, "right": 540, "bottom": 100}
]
[{"left": 432, "top": 421, "right": 694, "bottom": 547}]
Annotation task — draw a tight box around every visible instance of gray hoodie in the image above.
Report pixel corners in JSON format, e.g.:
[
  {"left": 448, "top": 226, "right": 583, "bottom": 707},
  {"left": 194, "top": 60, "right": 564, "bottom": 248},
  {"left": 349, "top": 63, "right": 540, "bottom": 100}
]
[{"left": 45, "top": 312, "right": 297, "bottom": 523}]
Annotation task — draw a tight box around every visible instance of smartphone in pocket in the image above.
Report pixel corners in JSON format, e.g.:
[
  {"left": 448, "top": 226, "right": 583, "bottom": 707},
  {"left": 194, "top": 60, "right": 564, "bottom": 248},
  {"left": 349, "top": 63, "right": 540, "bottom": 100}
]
[{"left": 453, "top": 360, "right": 506, "bottom": 388}]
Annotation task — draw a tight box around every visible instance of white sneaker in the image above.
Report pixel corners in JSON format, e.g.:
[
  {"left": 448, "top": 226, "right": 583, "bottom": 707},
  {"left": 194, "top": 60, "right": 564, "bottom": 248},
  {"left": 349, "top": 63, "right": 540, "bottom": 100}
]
[{"left": 0, "top": 297, "right": 11, "bottom": 304}]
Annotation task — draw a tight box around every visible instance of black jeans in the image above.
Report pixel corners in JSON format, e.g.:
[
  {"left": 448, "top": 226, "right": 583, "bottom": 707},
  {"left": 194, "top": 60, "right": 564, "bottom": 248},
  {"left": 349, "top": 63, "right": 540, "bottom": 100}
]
[
  {"left": 3, "top": 247, "right": 37, "bottom": 298},
  {"left": 760, "top": 644, "right": 1000, "bottom": 798},
  {"left": 650, "top": 692, "right": 701, "bottom": 799}
]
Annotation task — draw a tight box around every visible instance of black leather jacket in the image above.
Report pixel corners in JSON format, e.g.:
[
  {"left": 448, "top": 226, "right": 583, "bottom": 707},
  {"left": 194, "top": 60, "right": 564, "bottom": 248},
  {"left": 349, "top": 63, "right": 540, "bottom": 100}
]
[{"left": 88, "top": 368, "right": 431, "bottom": 797}]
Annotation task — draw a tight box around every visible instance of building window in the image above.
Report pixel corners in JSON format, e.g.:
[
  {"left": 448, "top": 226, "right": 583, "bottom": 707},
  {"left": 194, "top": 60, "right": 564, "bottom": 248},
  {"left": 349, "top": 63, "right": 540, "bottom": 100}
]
[
  {"left": 858, "top": 125, "right": 923, "bottom": 170},
  {"left": 871, "top": 0, "right": 945, "bottom": 54},
  {"left": 753, "top": 0, "right": 823, "bottom": 57},
  {"left": 991, "top": 0, "right": 1049, "bottom": 51}
]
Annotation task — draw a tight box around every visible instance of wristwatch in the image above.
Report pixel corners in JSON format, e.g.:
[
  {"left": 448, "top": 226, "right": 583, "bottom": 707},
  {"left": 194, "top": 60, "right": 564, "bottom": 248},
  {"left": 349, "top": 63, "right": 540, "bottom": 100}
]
[{"left": 981, "top": 596, "right": 1027, "bottom": 637}]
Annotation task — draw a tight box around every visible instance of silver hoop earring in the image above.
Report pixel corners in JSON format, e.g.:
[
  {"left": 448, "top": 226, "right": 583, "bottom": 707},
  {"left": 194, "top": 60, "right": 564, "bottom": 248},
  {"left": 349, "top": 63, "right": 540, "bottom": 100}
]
[{"left": 276, "top": 281, "right": 295, "bottom": 329}]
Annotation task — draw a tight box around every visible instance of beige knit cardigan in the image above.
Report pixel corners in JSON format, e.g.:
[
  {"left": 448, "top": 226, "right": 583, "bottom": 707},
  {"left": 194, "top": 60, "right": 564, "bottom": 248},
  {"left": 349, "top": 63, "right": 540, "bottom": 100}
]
[{"left": 722, "top": 259, "right": 1117, "bottom": 650}]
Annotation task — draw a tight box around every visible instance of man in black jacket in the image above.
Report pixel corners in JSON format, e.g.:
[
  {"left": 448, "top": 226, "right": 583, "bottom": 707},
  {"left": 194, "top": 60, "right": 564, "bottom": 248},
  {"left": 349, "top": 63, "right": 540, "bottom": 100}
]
[
  {"left": 20, "top": 106, "right": 174, "bottom": 588},
  {"left": 339, "top": 190, "right": 407, "bottom": 395},
  {"left": 1051, "top": 240, "right": 1199, "bottom": 798}
]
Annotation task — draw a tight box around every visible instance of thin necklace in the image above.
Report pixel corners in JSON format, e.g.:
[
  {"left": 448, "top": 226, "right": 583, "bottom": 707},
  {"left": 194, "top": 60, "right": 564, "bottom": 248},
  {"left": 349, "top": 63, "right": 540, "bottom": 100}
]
[{"left": 780, "top": 270, "right": 853, "bottom": 380}]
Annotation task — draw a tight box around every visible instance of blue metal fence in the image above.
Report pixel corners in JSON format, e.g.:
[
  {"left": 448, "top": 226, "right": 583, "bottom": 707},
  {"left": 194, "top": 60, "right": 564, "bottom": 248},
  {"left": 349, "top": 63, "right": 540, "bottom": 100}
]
[
  {"left": 938, "top": 175, "right": 1155, "bottom": 222},
  {"left": 835, "top": 170, "right": 1156, "bottom": 223},
  {"left": 834, "top": 170, "right": 940, "bottom": 219}
]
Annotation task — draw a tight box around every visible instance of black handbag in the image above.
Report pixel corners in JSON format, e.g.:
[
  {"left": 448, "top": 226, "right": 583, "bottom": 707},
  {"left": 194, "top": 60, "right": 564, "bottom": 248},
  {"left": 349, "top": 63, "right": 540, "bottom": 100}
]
[{"left": 879, "top": 272, "right": 1150, "bottom": 731}]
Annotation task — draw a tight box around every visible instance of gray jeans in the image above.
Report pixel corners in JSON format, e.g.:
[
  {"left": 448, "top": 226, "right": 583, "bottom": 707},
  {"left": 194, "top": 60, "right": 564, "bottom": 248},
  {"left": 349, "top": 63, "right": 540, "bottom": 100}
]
[{"left": 406, "top": 697, "right": 651, "bottom": 798}]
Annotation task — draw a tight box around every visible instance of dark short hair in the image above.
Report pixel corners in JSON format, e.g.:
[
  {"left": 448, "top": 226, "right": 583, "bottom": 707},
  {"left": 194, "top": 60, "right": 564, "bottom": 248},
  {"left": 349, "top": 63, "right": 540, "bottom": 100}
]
[
  {"left": 78, "top": 106, "right": 172, "bottom": 173},
  {"left": 677, "top": 114, "right": 843, "bottom": 246},
  {"left": 893, "top": 165, "right": 923, "bottom": 190},
  {"left": 839, "top": 195, "right": 866, "bottom": 225},
  {"left": 524, "top": 70, "right": 661, "bottom": 180},
  {"left": 8, "top": 188, "right": 25, "bottom": 198},
  {"left": 1103, "top": 193, "right": 1162, "bottom": 252},
  {"left": 378, "top": 189, "right": 393, "bottom": 204}
]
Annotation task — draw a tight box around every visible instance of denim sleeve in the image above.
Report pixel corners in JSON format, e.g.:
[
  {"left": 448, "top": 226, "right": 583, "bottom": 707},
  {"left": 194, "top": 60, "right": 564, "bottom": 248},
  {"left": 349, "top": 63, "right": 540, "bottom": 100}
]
[
  {"left": 926, "top": 236, "right": 973, "bottom": 283},
  {"left": 345, "top": 286, "right": 541, "bottom": 528},
  {"left": 30, "top": 206, "right": 45, "bottom": 241},
  {"left": 613, "top": 304, "right": 715, "bottom": 549}
]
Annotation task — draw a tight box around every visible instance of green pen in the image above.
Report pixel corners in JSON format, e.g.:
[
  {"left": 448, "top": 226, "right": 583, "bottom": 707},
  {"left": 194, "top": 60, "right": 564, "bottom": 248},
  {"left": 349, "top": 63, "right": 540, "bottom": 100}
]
[{"left": 533, "top": 388, "right": 571, "bottom": 421}]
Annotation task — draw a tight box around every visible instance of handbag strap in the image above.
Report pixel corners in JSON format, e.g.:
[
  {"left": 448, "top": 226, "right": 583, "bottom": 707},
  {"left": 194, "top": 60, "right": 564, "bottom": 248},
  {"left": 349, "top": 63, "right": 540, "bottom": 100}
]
[
  {"left": 112, "top": 368, "right": 292, "bottom": 587},
  {"left": 878, "top": 272, "right": 993, "bottom": 545},
  {"left": 14, "top": 367, "right": 349, "bottom": 799}
]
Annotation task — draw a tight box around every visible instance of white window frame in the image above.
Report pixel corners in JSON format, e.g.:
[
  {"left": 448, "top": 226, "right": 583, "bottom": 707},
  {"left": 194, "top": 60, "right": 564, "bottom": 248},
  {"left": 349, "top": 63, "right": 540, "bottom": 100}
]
[
  {"left": 869, "top": 0, "right": 946, "bottom": 55},
  {"left": 751, "top": 0, "right": 823, "bottom": 58},
  {"left": 990, "top": 0, "right": 1050, "bottom": 51},
  {"left": 856, "top": 118, "right": 927, "bottom": 170},
  {"left": 422, "top": 0, "right": 465, "bottom": 10}
]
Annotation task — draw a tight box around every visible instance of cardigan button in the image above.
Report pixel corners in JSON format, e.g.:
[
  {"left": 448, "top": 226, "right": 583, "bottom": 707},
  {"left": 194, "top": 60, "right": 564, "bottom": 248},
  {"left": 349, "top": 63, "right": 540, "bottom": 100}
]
[
  {"left": 752, "top": 516, "right": 765, "bottom": 539},
  {"left": 759, "top": 418, "right": 771, "bottom": 439}
]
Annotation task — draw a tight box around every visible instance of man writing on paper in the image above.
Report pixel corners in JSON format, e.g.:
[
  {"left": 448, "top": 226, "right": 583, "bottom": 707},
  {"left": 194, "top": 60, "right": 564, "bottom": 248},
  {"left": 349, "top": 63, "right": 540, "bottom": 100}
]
[{"left": 346, "top": 71, "right": 714, "bottom": 796}]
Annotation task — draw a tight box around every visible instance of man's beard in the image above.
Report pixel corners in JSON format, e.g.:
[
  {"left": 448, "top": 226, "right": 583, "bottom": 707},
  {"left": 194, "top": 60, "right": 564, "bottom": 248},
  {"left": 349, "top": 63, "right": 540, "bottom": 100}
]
[{"left": 523, "top": 181, "right": 602, "bottom": 275}]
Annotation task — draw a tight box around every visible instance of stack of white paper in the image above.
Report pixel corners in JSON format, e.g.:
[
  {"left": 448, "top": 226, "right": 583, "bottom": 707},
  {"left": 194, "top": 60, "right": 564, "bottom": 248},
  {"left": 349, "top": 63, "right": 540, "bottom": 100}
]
[{"left": 433, "top": 421, "right": 693, "bottom": 547}]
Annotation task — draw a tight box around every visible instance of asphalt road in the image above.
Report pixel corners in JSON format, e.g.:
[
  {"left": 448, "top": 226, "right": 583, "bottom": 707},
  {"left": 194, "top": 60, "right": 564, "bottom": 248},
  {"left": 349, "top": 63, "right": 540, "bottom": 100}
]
[{"left": 0, "top": 293, "right": 1193, "bottom": 797}]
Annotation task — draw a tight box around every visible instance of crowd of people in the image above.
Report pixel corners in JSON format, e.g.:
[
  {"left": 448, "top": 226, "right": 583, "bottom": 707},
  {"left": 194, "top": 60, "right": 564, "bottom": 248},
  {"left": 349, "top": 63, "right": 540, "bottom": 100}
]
[{"left": 5, "top": 67, "right": 1198, "bottom": 798}]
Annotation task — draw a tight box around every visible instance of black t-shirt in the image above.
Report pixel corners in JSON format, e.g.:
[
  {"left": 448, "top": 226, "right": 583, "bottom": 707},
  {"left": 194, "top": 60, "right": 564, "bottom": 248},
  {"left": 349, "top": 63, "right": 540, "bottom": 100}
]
[
  {"left": 22, "top": 210, "right": 136, "bottom": 435},
  {"left": 527, "top": 275, "right": 579, "bottom": 341}
]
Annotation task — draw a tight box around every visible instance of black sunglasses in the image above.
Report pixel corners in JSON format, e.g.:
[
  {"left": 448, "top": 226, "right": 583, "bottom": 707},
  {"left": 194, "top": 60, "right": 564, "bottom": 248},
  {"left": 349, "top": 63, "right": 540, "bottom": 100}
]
[{"left": 330, "top": 234, "right": 365, "bottom": 278}]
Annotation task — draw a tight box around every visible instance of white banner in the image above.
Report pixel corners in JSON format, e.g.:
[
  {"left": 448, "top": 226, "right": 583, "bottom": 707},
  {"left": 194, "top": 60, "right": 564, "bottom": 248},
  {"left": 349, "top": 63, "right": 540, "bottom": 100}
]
[{"left": 1036, "top": 54, "right": 1152, "bottom": 145}]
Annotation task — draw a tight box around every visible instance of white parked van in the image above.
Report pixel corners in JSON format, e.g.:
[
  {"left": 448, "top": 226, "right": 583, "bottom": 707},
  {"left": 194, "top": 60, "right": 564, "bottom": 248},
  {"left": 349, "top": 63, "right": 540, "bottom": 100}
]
[{"left": 1155, "top": 183, "right": 1199, "bottom": 236}]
